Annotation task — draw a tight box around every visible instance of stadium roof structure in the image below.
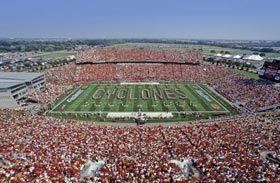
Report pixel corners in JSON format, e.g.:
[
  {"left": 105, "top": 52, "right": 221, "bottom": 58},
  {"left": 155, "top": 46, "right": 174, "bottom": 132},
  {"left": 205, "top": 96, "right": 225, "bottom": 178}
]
[
  {"left": 243, "top": 55, "right": 264, "bottom": 61},
  {"left": 0, "top": 82, "right": 23, "bottom": 88},
  {"left": 0, "top": 72, "right": 44, "bottom": 89}
]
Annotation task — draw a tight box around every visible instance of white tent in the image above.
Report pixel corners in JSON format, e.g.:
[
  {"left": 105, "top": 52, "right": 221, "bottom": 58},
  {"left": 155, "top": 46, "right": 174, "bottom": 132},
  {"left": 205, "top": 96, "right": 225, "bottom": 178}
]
[
  {"left": 216, "top": 53, "right": 222, "bottom": 57},
  {"left": 233, "top": 55, "right": 242, "bottom": 59},
  {"left": 222, "top": 54, "right": 232, "bottom": 58},
  {"left": 243, "top": 55, "right": 264, "bottom": 61}
]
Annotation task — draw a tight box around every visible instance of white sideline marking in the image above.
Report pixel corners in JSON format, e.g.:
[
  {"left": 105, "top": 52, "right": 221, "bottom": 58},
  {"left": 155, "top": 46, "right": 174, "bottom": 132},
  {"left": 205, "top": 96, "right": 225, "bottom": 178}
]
[
  {"left": 50, "top": 86, "right": 82, "bottom": 113},
  {"left": 107, "top": 112, "right": 173, "bottom": 118},
  {"left": 197, "top": 85, "right": 230, "bottom": 113}
]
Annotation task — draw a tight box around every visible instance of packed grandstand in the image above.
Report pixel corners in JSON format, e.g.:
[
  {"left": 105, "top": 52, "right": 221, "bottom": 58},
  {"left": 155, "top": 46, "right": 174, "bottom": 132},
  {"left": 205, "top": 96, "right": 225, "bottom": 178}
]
[
  {"left": 1, "top": 47, "right": 280, "bottom": 182},
  {"left": 76, "top": 48, "right": 202, "bottom": 64}
]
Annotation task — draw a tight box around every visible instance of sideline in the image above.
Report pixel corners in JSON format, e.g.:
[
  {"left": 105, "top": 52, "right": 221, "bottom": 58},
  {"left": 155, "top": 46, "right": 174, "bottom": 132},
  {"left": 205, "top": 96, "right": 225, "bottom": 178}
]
[
  {"left": 197, "top": 85, "right": 230, "bottom": 113},
  {"left": 49, "top": 86, "right": 82, "bottom": 113}
]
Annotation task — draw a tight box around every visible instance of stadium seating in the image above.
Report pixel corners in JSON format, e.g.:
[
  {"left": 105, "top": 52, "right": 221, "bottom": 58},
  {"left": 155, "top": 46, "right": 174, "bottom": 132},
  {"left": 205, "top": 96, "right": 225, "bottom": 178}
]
[
  {"left": 77, "top": 48, "right": 203, "bottom": 64},
  {"left": 216, "top": 75, "right": 280, "bottom": 111},
  {"left": 74, "top": 63, "right": 235, "bottom": 83},
  {"left": 0, "top": 109, "right": 279, "bottom": 182}
]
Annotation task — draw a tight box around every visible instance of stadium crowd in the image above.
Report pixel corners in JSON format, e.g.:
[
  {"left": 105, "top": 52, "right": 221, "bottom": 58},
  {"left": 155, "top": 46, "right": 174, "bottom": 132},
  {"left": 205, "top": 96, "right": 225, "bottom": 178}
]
[
  {"left": 0, "top": 110, "right": 279, "bottom": 182},
  {"left": 27, "top": 83, "right": 73, "bottom": 104},
  {"left": 77, "top": 48, "right": 202, "bottom": 64},
  {"left": 45, "top": 63, "right": 76, "bottom": 85},
  {"left": 26, "top": 63, "right": 76, "bottom": 104},
  {"left": 216, "top": 75, "right": 280, "bottom": 111},
  {"left": 74, "top": 63, "right": 235, "bottom": 84}
]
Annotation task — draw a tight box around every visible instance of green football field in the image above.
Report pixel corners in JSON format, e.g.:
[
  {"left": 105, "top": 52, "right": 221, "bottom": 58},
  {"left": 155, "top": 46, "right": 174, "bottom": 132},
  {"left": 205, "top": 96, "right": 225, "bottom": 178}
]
[
  {"left": 32, "top": 51, "right": 76, "bottom": 60},
  {"left": 49, "top": 83, "right": 236, "bottom": 122}
]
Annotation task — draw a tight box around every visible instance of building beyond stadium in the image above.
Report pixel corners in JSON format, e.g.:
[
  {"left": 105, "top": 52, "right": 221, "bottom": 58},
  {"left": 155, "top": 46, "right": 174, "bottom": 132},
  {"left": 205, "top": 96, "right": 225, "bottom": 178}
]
[{"left": 0, "top": 72, "right": 45, "bottom": 108}]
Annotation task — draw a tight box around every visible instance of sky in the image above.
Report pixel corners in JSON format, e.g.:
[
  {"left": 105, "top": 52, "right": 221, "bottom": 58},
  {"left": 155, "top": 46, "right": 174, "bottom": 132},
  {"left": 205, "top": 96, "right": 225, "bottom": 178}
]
[{"left": 0, "top": 0, "right": 279, "bottom": 40}]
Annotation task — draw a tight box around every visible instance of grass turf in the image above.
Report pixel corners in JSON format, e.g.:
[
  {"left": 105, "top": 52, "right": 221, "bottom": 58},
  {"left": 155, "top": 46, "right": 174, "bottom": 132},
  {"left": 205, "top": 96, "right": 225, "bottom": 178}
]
[
  {"left": 237, "top": 70, "right": 260, "bottom": 80},
  {"left": 32, "top": 51, "right": 76, "bottom": 60},
  {"left": 49, "top": 83, "right": 237, "bottom": 122}
]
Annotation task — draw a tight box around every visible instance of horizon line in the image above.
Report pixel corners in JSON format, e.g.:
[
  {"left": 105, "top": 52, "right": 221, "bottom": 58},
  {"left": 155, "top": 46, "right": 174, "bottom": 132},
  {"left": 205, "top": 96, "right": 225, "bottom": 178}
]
[{"left": 0, "top": 37, "right": 279, "bottom": 42}]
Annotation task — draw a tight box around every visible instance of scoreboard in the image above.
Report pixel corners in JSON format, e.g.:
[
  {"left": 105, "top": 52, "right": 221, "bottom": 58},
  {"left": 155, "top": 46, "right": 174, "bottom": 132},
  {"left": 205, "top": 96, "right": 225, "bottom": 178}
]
[{"left": 259, "top": 59, "right": 280, "bottom": 82}]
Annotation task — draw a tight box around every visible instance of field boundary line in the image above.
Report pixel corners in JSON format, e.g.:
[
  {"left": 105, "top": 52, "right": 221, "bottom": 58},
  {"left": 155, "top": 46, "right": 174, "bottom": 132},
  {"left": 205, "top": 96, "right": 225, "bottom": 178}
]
[
  {"left": 49, "top": 84, "right": 231, "bottom": 115},
  {"left": 197, "top": 85, "right": 230, "bottom": 113},
  {"left": 50, "top": 86, "right": 82, "bottom": 113},
  {"left": 205, "top": 85, "right": 236, "bottom": 107}
]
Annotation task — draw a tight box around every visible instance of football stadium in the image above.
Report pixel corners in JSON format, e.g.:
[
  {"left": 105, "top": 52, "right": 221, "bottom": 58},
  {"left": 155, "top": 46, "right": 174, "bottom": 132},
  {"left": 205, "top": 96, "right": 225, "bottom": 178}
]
[
  {"left": 1, "top": 0, "right": 280, "bottom": 181},
  {"left": 46, "top": 48, "right": 237, "bottom": 122},
  {"left": 1, "top": 46, "right": 279, "bottom": 182}
]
